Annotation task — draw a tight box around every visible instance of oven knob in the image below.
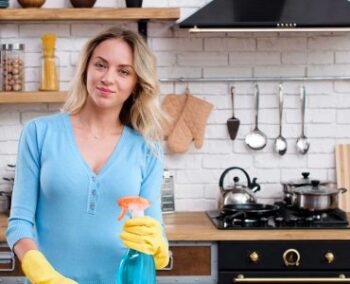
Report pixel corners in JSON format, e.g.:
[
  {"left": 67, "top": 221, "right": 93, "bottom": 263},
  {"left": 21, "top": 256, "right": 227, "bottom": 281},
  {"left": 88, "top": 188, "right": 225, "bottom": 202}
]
[
  {"left": 324, "top": 252, "right": 335, "bottom": 264},
  {"left": 249, "top": 251, "right": 259, "bottom": 263},
  {"left": 283, "top": 248, "right": 300, "bottom": 266}
]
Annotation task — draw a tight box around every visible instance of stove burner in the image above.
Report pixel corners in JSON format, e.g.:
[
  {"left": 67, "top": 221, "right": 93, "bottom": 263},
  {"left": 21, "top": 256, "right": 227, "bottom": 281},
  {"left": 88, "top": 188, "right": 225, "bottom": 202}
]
[{"left": 207, "top": 202, "right": 350, "bottom": 230}]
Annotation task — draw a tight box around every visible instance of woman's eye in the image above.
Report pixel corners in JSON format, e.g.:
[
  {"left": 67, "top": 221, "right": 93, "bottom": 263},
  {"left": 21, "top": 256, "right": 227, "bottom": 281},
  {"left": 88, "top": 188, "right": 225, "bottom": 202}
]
[
  {"left": 95, "top": 62, "right": 106, "bottom": 69},
  {"left": 118, "top": 69, "right": 130, "bottom": 76}
]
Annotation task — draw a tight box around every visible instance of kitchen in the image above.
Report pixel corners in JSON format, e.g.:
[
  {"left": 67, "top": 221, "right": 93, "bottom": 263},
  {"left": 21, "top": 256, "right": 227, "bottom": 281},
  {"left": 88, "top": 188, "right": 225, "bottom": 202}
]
[{"left": 1, "top": 0, "right": 350, "bottom": 283}]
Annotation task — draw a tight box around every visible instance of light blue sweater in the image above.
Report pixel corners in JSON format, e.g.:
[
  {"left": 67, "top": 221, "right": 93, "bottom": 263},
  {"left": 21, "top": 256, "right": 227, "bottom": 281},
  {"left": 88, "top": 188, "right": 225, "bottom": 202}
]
[{"left": 6, "top": 112, "right": 164, "bottom": 284}]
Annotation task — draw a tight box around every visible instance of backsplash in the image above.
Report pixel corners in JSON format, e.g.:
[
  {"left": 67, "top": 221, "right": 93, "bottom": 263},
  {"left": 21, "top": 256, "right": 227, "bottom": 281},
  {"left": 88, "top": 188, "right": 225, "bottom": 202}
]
[{"left": 1, "top": 0, "right": 350, "bottom": 211}]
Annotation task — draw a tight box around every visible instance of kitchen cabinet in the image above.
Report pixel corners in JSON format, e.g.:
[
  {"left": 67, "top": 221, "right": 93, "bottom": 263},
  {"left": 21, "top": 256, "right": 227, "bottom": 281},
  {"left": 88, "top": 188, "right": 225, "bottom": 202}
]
[
  {"left": 0, "top": 242, "right": 24, "bottom": 283},
  {"left": 157, "top": 241, "right": 218, "bottom": 284},
  {"left": 0, "top": 7, "right": 180, "bottom": 104}
]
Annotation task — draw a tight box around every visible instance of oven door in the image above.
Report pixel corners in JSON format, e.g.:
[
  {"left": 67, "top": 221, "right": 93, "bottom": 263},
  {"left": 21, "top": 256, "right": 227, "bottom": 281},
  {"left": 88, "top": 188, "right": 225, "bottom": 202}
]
[{"left": 220, "top": 271, "right": 350, "bottom": 283}]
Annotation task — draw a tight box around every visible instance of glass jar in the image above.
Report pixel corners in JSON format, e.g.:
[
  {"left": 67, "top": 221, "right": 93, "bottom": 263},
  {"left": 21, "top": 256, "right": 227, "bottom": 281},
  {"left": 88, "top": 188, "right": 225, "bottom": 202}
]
[{"left": 1, "top": 44, "right": 25, "bottom": 92}]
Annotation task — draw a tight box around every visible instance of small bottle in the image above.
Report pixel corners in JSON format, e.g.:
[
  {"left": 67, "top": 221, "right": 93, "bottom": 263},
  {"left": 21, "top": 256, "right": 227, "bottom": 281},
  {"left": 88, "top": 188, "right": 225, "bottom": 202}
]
[
  {"left": 39, "top": 34, "right": 59, "bottom": 91},
  {"left": 117, "top": 196, "right": 156, "bottom": 284},
  {"left": 1, "top": 43, "right": 25, "bottom": 92}
]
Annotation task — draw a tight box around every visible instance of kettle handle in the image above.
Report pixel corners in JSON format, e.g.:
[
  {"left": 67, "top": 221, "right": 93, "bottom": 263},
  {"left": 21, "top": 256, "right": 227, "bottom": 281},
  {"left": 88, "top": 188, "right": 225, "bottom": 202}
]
[{"left": 219, "top": 167, "right": 260, "bottom": 192}]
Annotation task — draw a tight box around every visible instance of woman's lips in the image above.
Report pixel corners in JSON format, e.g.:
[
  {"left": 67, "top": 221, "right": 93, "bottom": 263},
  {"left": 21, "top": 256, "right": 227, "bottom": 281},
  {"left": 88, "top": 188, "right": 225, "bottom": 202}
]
[{"left": 97, "top": 87, "right": 114, "bottom": 96}]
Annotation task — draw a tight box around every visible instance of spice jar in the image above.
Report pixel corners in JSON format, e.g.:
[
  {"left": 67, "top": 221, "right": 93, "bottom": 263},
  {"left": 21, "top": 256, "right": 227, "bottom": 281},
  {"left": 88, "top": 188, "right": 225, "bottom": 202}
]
[
  {"left": 1, "top": 44, "right": 25, "bottom": 92},
  {"left": 39, "top": 34, "right": 59, "bottom": 91}
]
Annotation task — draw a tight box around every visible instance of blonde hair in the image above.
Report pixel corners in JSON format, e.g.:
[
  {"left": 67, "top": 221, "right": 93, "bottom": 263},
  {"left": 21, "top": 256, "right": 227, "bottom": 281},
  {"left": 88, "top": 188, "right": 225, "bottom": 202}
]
[{"left": 61, "top": 26, "right": 166, "bottom": 147}]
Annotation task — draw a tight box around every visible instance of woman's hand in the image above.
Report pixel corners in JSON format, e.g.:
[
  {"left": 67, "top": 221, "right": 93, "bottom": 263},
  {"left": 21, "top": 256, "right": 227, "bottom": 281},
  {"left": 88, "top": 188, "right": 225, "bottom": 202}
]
[
  {"left": 120, "top": 216, "right": 169, "bottom": 269},
  {"left": 21, "top": 250, "right": 77, "bottom": 284}
]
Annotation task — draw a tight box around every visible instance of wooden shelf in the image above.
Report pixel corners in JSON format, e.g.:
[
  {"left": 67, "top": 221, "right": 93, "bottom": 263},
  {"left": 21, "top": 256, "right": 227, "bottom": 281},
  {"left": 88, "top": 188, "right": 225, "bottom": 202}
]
[
  {"left": 0, "top": 8, "right": 180, "bottom": 21},
  {"left": 0, "top": 92, "right": 67, "bottom": 103}
]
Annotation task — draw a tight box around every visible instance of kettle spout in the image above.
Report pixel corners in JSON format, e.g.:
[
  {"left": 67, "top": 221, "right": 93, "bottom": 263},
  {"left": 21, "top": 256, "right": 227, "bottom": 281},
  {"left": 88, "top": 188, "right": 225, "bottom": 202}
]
[{"left": 250, "top": 177, "right": 261, "bottom": 193}]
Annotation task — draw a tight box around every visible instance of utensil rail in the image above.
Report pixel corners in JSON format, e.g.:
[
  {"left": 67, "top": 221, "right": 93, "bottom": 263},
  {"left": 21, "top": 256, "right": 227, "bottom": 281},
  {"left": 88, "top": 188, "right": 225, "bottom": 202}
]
[{"left": 159, "top": 76, "right": 350, "bottom": 83}]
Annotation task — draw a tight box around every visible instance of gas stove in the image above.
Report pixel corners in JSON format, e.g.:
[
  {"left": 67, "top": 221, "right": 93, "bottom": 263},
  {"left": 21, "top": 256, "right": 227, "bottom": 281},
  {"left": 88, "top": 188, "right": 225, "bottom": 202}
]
[{"left": 207, "top": 202, "right": 350, "bottom": 229}]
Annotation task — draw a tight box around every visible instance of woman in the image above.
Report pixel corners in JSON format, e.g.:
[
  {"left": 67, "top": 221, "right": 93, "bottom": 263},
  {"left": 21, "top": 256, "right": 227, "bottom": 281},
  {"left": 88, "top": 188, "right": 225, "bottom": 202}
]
[{"left": 6, "top": 26, "right": 169, "bottom": 284}]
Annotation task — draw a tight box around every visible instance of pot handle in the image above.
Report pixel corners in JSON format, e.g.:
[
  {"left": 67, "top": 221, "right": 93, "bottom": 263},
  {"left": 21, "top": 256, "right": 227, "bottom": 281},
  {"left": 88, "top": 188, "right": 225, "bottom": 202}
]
[{"left": 339, "top": 188, "right": 347, "bottom": 194}]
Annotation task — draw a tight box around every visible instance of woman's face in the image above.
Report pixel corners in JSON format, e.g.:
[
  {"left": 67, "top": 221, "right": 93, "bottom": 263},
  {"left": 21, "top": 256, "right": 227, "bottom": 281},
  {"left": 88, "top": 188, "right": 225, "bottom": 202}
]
[{"left": 86, "top": 38, "right": 138, "bottom": 111}]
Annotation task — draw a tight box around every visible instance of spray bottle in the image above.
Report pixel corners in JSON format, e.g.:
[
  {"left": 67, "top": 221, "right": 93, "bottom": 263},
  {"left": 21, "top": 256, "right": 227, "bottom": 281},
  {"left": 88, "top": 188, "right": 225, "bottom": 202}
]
[{"left": 117, "top": 196, "right": 156, "bottom": 284}]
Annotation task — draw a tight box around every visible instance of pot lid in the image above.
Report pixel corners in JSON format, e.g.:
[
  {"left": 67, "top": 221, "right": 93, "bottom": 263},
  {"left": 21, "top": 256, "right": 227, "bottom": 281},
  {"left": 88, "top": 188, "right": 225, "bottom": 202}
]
[
  {"left": 282, "top": 172, "right": 331, "bottom": 186},
  {"left": 293, "top": 180, "right": 340, "bottom": 195}
]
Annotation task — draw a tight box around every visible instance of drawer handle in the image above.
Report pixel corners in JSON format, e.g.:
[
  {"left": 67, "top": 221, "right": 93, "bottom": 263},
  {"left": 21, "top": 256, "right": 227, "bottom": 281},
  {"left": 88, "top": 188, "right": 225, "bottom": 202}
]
[
  {"left": 233, "top": 273, "right": 348, "bottom": 283},
  {"left": 157, "top": 250, "right": 173, "bottom": 271},
  {"left": 0, "top": 251, "right": 15, "bottom": 271}
]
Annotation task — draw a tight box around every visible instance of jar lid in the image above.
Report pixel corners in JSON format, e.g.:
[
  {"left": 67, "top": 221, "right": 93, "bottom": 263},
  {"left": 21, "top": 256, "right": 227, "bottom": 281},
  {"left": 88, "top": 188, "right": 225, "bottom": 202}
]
[{"left": 1, "top": 43, "right": 25, "bottom": 51}]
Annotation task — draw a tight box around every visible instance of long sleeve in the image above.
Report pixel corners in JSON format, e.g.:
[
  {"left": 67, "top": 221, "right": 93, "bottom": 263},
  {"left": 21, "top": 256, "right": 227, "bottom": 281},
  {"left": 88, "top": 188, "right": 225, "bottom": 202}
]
[
  {"left": 140, "top": 144, "right": 164, "bottom": 225},
  {"left": 6, "top": 120, "right": 40, "bottom": 250}
]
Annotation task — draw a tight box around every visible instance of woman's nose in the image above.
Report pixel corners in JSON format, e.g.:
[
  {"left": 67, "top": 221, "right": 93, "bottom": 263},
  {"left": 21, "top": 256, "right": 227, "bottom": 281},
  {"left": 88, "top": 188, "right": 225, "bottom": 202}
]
[{"left": 101, "top": 68, "right": 114, "bottom": 84}]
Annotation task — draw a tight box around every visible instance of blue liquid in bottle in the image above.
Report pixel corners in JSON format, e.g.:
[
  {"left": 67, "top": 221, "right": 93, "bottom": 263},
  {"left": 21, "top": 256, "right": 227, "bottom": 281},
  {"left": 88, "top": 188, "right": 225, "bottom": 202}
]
[
  {"left": 117, "top": 249, "right": 156, "bottom": 284},
  {"left": 116, "top": 197, "right": 156, "bottom": 284}
]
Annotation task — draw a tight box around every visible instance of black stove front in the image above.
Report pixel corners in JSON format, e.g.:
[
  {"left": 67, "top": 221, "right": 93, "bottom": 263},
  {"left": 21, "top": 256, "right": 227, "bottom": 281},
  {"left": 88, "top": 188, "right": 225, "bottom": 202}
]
[
  {"left": 211, "top": 203, "right": 350, "bottom": 283},
  {"left": 218, "top": 240, "right": 350, "bottom": 283},
  {"left": 207, "top": 202, "right": 350, "bottom": 229}
]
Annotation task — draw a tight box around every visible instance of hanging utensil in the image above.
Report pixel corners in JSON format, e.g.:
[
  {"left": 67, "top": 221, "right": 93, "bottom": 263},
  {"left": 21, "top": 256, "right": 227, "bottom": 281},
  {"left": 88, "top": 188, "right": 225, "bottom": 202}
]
[
  {"left": 245, "top": 84, "right": 267, "bottom": 150},
  {"left": 227, "top": 86, "right": 240, "bottom": 140},
  {"left": 296, "top": 85, "right": 310, "bottom": 154},
  {"left": 274, "top": 83, "right": 287, "bottom": 155}
]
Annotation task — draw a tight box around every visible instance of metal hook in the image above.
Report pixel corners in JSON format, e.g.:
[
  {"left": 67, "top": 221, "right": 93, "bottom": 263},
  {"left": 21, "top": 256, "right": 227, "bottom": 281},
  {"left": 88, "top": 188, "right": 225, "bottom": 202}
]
[{"left": 185, "top": 81, "right": 190, "bottom": 94}]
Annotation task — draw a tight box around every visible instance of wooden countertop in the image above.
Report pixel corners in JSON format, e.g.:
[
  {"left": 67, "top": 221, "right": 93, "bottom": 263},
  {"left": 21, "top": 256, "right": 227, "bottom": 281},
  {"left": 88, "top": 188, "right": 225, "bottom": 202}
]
[
  {"left": 163, "top": 212, "right": 350, "bottom": 241},
  {"left": 1, "top": 212, "right": 350, "bottom": 243}
]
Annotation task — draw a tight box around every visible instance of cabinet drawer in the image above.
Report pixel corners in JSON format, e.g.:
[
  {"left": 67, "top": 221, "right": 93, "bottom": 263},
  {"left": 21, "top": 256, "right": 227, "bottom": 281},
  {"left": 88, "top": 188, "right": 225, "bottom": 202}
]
[
  {"left": 157, "top": 244, "right": 211, "bottom": 276},
  {"left": 0, "top": 244, "right": 23, "bottom": 277}
]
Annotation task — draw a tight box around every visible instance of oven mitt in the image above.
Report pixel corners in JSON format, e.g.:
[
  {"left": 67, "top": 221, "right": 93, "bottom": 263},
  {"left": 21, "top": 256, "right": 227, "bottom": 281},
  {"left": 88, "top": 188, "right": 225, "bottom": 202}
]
[
  {"left": 119, "top": 216, "right": 169, "bottom": 269},
  {"left": 161, "top": 93, "right": 187, "bottom": 138},
  {"left": 21, "top": 250, "right": 77, "bottom": 284},
  {"left": 167, "top": 93, "right": 213, "bottom": 153}
]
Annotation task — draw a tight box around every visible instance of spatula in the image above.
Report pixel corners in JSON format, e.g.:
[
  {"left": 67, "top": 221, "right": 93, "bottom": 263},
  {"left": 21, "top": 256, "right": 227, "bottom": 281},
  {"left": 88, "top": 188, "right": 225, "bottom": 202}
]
[{"left": 227, "top": 86, "right": 240, "bottom": 140}]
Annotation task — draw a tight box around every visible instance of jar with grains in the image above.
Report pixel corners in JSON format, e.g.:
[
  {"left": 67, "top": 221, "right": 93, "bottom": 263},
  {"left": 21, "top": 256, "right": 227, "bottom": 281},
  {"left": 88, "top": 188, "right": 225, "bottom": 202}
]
[{"left": 1, "top": 44, "right": 25, "bottom": 92}]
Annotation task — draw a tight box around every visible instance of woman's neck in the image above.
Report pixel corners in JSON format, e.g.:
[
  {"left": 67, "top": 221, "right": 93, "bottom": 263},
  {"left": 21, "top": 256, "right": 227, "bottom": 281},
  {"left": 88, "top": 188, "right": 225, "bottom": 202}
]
[{"left": 75, "top": 105, "right": 123, "bottom": 140}]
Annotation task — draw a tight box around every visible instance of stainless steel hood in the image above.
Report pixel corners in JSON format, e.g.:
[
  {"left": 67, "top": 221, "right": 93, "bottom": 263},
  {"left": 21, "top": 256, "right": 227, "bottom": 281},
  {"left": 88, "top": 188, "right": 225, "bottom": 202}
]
[{"left": 179, "top": 0, "right": 350, "bottom": 32}]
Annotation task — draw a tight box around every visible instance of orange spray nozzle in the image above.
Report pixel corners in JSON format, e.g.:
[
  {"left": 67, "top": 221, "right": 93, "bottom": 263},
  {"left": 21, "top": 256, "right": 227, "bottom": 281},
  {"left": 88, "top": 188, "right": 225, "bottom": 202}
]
[{"left": 117, "top": 196, "right": 150, "bottom": 220}]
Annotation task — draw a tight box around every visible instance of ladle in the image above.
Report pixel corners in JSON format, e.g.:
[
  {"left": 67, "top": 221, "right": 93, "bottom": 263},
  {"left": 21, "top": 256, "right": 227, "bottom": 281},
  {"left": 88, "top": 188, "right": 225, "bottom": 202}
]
[
  {"left": 274, "top": 83, "right": 287, "bottom": 155},
  {"left": 296, "top": 85, "right": 310, "bottom": 154},
  {"left": 245, "top": 84, "right": 267, "bottom": 150}
]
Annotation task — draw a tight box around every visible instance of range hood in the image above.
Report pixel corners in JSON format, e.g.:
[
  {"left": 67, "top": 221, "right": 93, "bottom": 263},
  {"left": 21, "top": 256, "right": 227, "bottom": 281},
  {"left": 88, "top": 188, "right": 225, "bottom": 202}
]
[{"left": 179, "top": 0, "right": 350, "bottom": 32}]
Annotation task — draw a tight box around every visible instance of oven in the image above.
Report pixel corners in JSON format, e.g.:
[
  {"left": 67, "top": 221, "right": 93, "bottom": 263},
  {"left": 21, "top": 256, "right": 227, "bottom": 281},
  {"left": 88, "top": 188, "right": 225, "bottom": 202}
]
[
  {"left": 218, "top": 240, "right": 350, "bottom": 283},
  {"left": 207, "top": 201, "right": 350, "bottom": 283}
]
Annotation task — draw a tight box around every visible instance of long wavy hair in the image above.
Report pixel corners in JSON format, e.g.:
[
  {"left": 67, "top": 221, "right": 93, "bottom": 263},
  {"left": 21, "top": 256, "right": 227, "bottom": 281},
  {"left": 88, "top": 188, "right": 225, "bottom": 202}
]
[{"left": 61, "top": 26, "right": 166, "bottom": 149}]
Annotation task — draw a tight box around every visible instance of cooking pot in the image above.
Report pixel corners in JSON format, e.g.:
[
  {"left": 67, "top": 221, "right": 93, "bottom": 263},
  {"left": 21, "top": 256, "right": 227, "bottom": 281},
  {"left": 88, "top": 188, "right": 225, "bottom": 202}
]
[
  {"left": 291, "top": 180, "right": 347, "bottom": 211},
  {"left": 218, "top": 167, "right": 261, "bottom": 209},
  {"left": 281, "top": 172, "right": 332, "bottom": 205}
]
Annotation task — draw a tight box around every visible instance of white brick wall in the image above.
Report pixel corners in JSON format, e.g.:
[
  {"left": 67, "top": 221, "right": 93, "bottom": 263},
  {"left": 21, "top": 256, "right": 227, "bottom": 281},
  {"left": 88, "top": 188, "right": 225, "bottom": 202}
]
[{"left": 1, "top": 0, "right": 350, "bottom": 211}]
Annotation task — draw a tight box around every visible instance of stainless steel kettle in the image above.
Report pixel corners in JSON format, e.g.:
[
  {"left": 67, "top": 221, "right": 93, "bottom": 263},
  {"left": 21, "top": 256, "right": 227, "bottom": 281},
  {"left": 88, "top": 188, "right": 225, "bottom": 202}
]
[{"left": 218, "top": 167, "right": 261, "bottom": 209}]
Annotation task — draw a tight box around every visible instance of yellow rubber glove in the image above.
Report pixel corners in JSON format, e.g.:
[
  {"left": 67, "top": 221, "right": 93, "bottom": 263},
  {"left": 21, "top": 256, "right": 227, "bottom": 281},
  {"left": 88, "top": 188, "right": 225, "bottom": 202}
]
[
  {"left": 120, "top": 216, "right": 169, "bottom": 269},
  {"left": 21, "top": 250, "right": 77, "bottom": 284}
]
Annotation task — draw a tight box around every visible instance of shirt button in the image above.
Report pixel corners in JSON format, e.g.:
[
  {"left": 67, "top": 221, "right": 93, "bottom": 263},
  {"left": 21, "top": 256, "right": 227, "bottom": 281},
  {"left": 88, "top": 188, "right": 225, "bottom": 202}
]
[
  {"left": 91, "top": 176, "right": 96, "bottom": 182},
  {"left": 92, "top": 190, "right": 97, "bottom": 196},
  {"left": 90, "top": 203, "right": 95, "bottom": 210}
]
